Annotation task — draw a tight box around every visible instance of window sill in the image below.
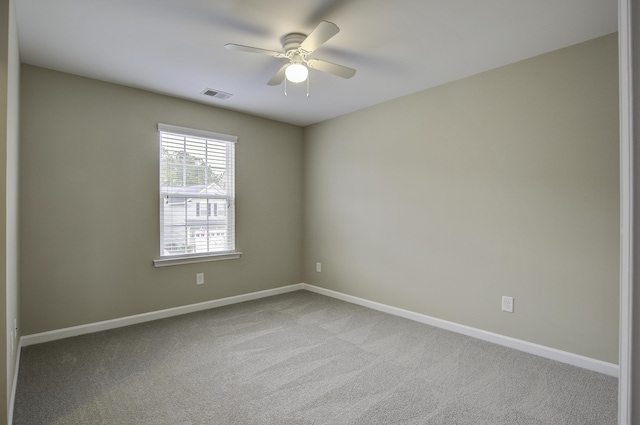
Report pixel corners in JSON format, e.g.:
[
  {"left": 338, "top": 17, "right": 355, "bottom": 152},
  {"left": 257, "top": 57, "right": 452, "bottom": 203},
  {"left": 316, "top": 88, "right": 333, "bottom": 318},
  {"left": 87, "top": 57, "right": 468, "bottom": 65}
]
[{"left": 153, "top": 251, "right": 242, "bottom": 268}]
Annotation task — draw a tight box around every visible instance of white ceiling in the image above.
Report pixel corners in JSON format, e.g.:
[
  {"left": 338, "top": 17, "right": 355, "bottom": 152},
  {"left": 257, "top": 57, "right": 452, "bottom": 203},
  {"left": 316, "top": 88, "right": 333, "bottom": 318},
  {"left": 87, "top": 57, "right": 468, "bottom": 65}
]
[{"left": 14, "top": 0, "right": 618, "bottom": 127}]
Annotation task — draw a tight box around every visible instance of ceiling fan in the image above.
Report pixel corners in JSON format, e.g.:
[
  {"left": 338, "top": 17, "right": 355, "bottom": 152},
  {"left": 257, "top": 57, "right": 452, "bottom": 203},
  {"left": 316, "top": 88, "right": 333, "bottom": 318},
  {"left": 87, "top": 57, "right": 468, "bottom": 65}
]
[{"left": 224, "top": 21, "right": 356, "bottom": 86}]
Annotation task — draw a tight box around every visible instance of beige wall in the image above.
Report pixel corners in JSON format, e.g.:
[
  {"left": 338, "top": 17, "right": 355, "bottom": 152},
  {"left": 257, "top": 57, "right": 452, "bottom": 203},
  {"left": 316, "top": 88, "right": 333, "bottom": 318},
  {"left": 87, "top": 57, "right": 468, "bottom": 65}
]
[
  {"left": 19, "top": 65, "right": 303, "bottom": 335},
  {"left": 303, "top": 34, "right": 620, "bottom": 363}
]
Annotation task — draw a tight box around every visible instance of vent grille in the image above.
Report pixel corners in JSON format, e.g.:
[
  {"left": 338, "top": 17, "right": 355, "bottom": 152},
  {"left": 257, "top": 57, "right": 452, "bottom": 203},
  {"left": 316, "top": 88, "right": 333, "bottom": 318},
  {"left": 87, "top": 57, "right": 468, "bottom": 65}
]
[{"left": 201, "top": 88, "right": 232, "bottom": 100}]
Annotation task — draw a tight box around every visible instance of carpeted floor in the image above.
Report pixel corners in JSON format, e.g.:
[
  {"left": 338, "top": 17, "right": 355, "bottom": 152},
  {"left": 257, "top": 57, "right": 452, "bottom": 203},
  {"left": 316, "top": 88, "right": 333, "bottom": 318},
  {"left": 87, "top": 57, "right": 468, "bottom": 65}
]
[{"left": 13, "top": 290, "right": 618, "bottom": 424}]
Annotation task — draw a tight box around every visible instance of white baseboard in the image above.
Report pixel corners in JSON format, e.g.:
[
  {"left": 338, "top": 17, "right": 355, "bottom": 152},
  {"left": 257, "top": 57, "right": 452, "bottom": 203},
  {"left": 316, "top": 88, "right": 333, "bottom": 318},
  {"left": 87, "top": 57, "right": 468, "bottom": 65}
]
[
  {"left": 19, "top": 282, "right": 618, "bottom": 378},
  {"left": 301, "top": 283, "right": 619, "bottom": 377},
  {"left": 21, "top": 283, "right": 304, "bottom": 347},
  {"left": 8, "top": 342, "right": 21, "bottom": 425}
]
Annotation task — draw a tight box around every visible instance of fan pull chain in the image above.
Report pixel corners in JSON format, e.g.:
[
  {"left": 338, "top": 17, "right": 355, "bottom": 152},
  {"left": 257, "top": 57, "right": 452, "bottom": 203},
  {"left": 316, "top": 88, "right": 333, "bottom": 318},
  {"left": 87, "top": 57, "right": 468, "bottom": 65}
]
[{"left": 283, "top": 74, "right": 310, "bottom": 97}]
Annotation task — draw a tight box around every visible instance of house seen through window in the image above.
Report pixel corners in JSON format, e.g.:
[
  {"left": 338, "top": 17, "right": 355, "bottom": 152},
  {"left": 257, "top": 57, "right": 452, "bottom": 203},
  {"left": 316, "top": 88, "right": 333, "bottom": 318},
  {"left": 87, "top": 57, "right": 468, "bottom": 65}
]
[{"left": 158, "top": 124, "right": 236, "bottom": 258}]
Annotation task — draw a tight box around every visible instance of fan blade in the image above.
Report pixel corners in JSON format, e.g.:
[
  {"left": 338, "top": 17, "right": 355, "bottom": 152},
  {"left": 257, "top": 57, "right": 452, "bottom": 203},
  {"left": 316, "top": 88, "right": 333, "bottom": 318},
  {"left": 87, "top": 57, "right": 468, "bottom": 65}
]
[
  {"left": 224, "top": 44, "right": 286, "bottom": 58},
  {"left": 307, "top": 59, "right": 356, "bottom": 79},
  {"left": 267, "top": 63, "right": 289, "bottom": 86},
  {"left": 299, "top": 21, "right": 339, "bottom": 54}
]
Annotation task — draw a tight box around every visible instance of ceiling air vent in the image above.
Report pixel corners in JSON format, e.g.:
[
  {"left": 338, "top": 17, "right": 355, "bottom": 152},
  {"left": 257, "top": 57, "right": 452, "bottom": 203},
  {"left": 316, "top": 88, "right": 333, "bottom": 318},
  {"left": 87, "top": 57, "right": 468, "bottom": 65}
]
[{"left": 201, "top": 88, "right": 232, "bottom": 100}]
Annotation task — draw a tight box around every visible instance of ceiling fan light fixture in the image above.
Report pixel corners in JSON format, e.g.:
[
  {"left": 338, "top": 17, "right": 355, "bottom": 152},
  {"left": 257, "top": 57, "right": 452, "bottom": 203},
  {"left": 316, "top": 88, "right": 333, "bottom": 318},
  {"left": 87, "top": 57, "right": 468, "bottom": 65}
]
[{"left": 285, "top": 63, "right": 308, "bottom": 83}]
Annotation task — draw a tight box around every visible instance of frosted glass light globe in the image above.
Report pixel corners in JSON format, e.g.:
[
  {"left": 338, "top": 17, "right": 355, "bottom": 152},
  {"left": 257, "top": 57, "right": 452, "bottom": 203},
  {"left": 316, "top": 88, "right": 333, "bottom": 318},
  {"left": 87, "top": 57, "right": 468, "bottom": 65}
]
[{"left": 285, "top": 63, "right": 308, "bottom": 83}]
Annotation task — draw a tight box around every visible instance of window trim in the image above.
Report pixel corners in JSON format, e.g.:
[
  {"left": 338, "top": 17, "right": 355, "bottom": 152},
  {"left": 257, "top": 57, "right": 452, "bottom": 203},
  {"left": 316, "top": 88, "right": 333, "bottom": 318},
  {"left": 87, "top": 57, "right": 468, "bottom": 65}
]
[
  {"left": 153, "top": 251, "right": 241, "bottom": 268},
  {"left": 157, "top": 123, "right": 238, "bottom": 144},
  {"left": 154, "top": 123, "right": 241, "bottom": 267}
]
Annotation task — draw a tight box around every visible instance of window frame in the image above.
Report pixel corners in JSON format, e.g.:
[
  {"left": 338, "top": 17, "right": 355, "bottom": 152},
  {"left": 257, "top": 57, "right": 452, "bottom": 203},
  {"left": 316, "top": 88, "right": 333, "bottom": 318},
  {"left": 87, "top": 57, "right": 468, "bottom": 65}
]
[{"left": 153, "top": 123, "right": 241, "bottom": 267}]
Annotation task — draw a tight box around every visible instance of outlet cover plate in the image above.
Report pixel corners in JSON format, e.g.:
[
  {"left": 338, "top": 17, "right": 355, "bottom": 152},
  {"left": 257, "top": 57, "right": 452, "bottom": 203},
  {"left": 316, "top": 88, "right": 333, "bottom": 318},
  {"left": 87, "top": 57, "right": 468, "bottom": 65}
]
[{"left": 502, "top": 296, "right": 514, "bottom": 313}]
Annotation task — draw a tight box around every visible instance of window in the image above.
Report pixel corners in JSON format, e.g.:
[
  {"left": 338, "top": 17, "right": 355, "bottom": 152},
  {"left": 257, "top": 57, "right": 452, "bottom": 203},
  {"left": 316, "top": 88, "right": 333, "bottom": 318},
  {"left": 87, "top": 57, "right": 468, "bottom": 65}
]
[{"left": 154, "top": 123, "right": 240, "bottom": 266}]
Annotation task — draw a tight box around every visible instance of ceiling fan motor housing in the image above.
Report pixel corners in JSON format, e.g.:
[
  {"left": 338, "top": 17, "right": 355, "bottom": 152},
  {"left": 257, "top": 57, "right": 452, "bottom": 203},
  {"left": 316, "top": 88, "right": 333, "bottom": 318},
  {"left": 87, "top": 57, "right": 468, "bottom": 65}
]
[{"left": 281, "top": 33, "right": 307, "bottom": 54}]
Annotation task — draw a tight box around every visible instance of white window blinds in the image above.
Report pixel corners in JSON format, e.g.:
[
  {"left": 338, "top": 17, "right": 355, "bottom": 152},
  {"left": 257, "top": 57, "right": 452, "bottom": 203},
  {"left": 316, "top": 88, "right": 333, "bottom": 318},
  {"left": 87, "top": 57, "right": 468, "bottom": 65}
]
[{"left": 158, "top": 123, "right": 237, "bottom": 258}]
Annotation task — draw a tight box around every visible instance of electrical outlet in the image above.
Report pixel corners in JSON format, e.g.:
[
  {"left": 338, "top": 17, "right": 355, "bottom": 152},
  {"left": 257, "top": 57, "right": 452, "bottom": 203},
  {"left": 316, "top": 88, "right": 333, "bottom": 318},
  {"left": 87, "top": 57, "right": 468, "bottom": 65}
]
[
  {"left": 316, "top": 262, "right": 322, "bottom": 273},
  {"left": 196, "top": 273, "right": 204, "bottom": 285},
  {"left": 501, "top": 296, "right": 514, "bottom": 313}
]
